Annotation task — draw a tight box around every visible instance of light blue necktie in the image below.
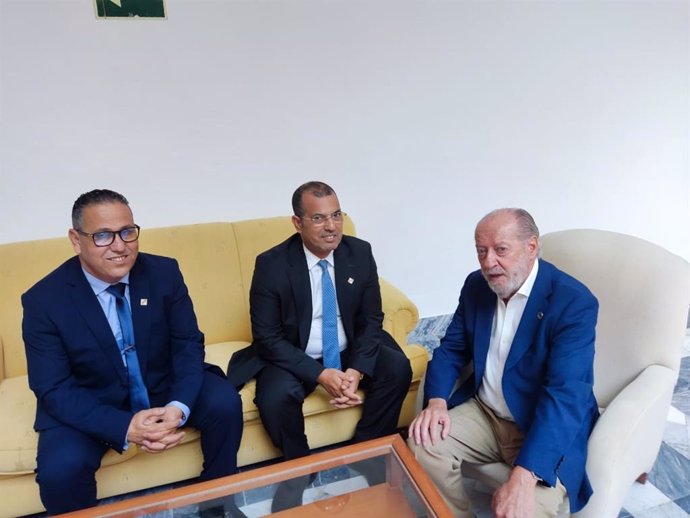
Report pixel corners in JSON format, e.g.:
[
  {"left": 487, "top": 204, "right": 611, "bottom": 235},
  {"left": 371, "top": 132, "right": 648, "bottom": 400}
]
[
  {"left": 318, "top": 260, "right": 341, "bottom": 370},
  {"left": 106, "top": 283, "right": 150, "bottom": 412}
]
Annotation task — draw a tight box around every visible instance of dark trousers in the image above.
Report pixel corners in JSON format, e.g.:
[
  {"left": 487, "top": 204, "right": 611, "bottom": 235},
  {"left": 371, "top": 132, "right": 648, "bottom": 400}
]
[
  {"left": 35, "top": 371, "right": 243, "bottom": 515},
  {"left": 255, "top": 345, "right": 412, "bottom": 460}
]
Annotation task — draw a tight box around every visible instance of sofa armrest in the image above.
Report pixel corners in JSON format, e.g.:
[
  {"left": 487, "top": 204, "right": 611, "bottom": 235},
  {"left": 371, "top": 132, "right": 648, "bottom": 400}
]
[
  {"left": 574, "top": 364, "right": 677, "bottom": 518},
  {"left": 380, "top": 277, "right": 419, "bottom": 348}
]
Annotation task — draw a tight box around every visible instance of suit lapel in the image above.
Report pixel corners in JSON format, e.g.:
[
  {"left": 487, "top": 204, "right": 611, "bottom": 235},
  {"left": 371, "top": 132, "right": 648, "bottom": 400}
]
[
  {"left": 66, "top": 258, "right": 128, "bottom": 382},
  {"left": 333, "top": 240, "right": 356, "bottom": 332},
  {"left": 129, "top": 257, "right": 151, "bottom": 378},
  {"left": 506, "top": 260, "right": 552, "bottom": 369},
  {"left": 473, "top": 282, "right": 496, "bottom": 383},
  {"left": 286, "top": 236, "right": 312, "bottom": 349}
]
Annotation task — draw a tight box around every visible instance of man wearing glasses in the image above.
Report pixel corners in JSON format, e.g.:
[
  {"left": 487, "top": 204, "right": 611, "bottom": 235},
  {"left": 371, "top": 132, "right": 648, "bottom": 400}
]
[
  {"left": 22, "top": 189, "right": 244, "bottom": 516},
  {"left": 228, "top": 181, "right": 412, "bottom": 511}
]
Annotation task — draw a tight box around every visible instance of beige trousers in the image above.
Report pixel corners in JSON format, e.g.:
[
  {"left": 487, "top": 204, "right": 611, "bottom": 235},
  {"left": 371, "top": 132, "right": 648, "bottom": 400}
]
[{"left": 408, "top": 397, "right": 566, "bottom": 518}]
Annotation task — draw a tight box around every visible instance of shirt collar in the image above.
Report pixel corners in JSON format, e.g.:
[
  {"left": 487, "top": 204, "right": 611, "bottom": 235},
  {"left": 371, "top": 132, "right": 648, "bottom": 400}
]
[
  {"left": 82, "top": 267, "right": 130, "bottom": 296},
  {"left": 302, "top": 245, "right": 334, "bottom": 270}
]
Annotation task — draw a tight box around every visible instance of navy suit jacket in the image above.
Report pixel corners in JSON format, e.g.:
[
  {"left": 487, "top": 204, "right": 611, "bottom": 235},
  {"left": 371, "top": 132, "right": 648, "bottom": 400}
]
[
  {"left": 22, "top": 253, "right": 211, "bottom": 452},
  {"left": 228, "top": 234, "right": 400, "bottom": 387},
  {"left": 425, "top": 259, "right": 599, "bottom": 513}
]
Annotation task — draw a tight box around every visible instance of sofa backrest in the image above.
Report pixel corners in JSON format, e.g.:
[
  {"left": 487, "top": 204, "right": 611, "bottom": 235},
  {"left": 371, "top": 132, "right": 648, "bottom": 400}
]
[
  {"left": 138, "top": 222, "right": 250, "bottom": 346},
  {"left": 0, "top": 215, "right": 356, "bottom": 379},
  {"left": 540, "top": 228, "right": 690, "bottom": 407},
  {"left": 229, "top": 215, "right": 355, "bottom": 309},
  {"left": 0, "top": 236, "right": 75, "bottom": 379}
]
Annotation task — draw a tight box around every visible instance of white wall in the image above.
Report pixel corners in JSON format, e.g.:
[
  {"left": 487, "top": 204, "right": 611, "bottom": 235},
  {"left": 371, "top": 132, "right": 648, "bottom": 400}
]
[{"left": 1, "top": 0, "right": 688, "bottom": 316}]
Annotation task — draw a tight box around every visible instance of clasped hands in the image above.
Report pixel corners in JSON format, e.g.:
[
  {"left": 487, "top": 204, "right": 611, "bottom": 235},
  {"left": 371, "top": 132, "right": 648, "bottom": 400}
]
[
  {"left": 126, "top": 406, "right": 185, "bottom": 453},
  {"left": 317, "top": 367, "right": 363, "bottom": 409}
]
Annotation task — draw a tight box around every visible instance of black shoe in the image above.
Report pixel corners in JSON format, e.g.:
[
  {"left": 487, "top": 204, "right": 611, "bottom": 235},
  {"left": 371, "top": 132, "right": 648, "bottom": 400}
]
[
  {"left": 199, "top": 505, "right": 224, "bottom": 518},
  {"left": 270, "top": 475, "right": 312, "bottom": 513},
  {"left": 351, "top": 457, "right": 386, "bottom": 487}
]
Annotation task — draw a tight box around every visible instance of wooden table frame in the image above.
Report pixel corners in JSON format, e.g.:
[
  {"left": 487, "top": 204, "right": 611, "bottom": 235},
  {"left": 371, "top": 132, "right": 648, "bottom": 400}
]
[{"left": 59, "top": 434, "right": 451, "bottom": 517}]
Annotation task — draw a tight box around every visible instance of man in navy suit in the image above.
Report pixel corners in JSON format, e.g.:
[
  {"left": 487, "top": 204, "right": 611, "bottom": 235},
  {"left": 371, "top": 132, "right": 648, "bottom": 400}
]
[
  {"left": 22, "top": 189, "right": 244, "bottom": 515},
  {"left": 408, "top": 208, "right": 599, "bottom": 518},
  {"left": 228, "top": 181, "right": 412, "bottom": 509}
]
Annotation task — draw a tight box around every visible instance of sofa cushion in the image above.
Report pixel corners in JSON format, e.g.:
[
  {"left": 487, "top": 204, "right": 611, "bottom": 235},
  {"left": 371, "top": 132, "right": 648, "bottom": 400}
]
[
  {"left": 203, "top": 341, "right": 258, "bottom": 420},
  {"left": 0, "top": 376, "right": 38, "bottom": 474}
]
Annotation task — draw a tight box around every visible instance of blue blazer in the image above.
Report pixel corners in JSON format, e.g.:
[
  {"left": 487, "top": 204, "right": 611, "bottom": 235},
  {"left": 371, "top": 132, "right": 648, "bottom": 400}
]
[
  {"left": 425, "top": 259, "right": 599, "bottom": 513},
  {"left": 22, "top": 253, "right": 211, "bottom": 453}
]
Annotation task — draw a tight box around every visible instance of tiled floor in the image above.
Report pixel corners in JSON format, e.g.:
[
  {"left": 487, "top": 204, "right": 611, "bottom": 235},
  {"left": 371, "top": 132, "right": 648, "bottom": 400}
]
[{"left": 408, "top": 314, "right": 690, "bottom": 518}]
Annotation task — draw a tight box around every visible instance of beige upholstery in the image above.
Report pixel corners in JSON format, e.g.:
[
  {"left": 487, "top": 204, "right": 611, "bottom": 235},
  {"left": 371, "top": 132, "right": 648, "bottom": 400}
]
[
  {"left": 0, "top": 215, "right": 428, "bottom": 518},
  {"left": 461, "top": 229, "right": 690, "bottom": 517}
]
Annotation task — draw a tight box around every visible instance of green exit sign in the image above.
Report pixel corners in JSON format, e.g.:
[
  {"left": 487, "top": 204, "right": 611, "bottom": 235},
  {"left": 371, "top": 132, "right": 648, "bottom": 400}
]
[{"left": 95, "top": 0, "right": 166, "bottom": 19}]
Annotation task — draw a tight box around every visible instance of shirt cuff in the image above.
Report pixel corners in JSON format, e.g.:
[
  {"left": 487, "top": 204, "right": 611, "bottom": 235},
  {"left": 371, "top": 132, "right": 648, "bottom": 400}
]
[{"left": 167, "top": 401, "right": 190, "bottom": 427}]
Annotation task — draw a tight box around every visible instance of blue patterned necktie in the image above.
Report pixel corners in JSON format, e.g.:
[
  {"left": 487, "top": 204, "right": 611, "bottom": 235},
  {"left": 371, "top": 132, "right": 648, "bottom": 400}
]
[
  {"left": 318, "top": 260, "right": 341, "bottom": 370},
  {"left": 106, "top": 283, "right": 150, "bottom": 412}
]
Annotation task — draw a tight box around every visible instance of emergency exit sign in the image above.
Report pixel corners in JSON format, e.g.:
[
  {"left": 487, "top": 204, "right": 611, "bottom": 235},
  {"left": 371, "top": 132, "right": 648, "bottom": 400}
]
[{"left": 95, "top": 0, "right": 166, "bottom": 19}]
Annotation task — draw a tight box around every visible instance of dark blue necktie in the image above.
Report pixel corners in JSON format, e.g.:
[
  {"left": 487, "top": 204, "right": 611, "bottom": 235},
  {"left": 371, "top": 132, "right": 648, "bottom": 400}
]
[
  {"left": 318, "top": 260, "right": 341, "bottom": 370},
  {"left": 106, "top": 283, "right": 150, "bottom": 412}
]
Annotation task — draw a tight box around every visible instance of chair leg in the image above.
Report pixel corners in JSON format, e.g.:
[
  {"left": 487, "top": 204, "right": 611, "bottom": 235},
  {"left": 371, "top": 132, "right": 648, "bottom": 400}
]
[{"left": 636, "top": 473, "right": 648, "bottom": 484}]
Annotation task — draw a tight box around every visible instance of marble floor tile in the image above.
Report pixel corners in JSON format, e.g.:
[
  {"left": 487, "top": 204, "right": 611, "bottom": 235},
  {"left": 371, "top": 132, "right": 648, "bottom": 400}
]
[
  {"left": 242, "top": 481, "right": 281, "bottom": 506},
  {"left": 620, "top": 481, "right": 674, "bottom": 516},
  {"left": 631, "top": 501, "right": 690, "bottom": 518},
  {"left": 662, "top": 419, "right": 690, "bottom": 459},
  {"left": 681, "top": 330, "right": 690, "bottom": 358},
  {"left": 671, "top": 389, "right": 690, "bottom": 415},
  {"left": 675, "top": 357, "right": 690, "bottom": 392},
  {"left": 648, "top": 443, "right": 690, "bottom": 501},
  {"left": 407, "top": 313, "right": 453, "bottom": 354},
  {"left": 667, "top": 405, "right": 687, "bottom": 425},
  {"left": 673, "top": 493, "right": 690, "bottom": 512}
]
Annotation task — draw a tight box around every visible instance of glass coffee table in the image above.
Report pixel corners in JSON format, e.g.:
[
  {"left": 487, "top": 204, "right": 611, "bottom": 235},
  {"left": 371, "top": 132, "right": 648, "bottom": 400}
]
[{"left": 59, "top": 434, "right": 451, "bottom": 517}]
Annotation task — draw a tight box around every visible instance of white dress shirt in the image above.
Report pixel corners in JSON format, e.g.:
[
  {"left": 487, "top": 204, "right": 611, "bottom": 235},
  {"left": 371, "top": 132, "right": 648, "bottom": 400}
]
[
  {"left": 478, "top": 260, "right": 539, "bottom": 420},
  {"left": 303, "top": 246, "right": 348, "bottom": 359}
]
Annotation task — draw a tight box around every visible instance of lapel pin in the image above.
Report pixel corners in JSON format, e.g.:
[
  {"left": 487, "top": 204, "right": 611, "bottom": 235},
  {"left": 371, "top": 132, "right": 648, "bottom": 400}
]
[
  {"left": 140, "top": 299, "right": 148, "bottom": 306},
  {"left": 347, "top": 278, "right": 354, "bottom": 285},
  {"left": 537, "top": 311, "right": 543, "bottom": 319}
]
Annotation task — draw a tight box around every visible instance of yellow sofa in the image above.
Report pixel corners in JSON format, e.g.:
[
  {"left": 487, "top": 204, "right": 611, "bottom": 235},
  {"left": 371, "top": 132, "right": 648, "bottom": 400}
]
[{"left": 0, "top": 215, "right": 428, "bottom": 518}]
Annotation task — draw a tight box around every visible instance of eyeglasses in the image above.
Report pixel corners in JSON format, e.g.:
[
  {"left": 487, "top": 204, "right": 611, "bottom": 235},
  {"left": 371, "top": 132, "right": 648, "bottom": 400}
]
[
  {"left": 300, "top": 211, "right": 346, "bottom": 225},
  {"left": 75, "top": 225, "right": 141, "bottom": 247}
]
